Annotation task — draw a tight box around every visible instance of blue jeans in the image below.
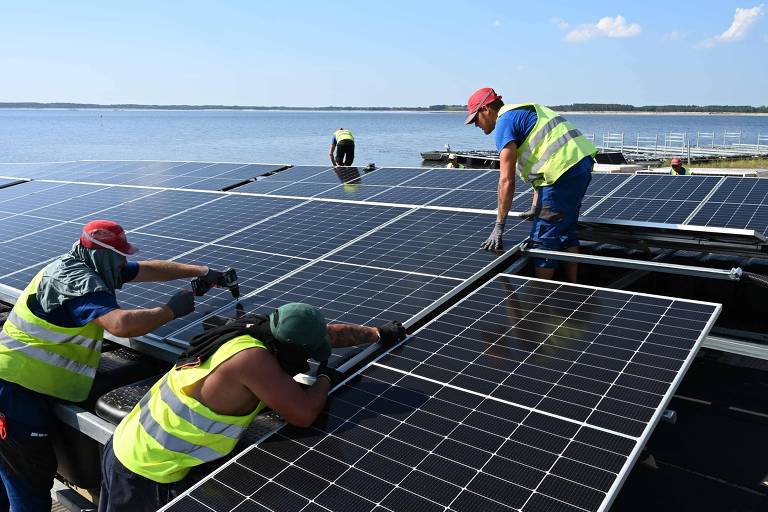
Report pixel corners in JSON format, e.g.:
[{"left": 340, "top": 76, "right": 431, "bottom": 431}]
[
  {"left": 530, "top": 162, "right": 593, "bottom": 269},
  {"left": 0, "top": 380, "right": 58, "bottom": 512},
  {"left": 99, "top": 440, "right": 191, "bottom": 512}
]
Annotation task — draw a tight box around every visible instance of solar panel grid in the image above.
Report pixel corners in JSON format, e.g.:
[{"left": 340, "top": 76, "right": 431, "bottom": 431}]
[
  {"left": 215, "top": 202, "right": 405, "bottom": 259},
  {"left": 585, "top": 197, "right": 700, "bottom": 224},
  {"left": 328, "top": 209, "right": 529, "bottom": 279},
  {"left": 136, "top": 195, "right": 302, "bottom": 244},
  {"left": 21, "top": 186, "right": 156, "bottom": 221},
  {"left": 120, "top": 245, "right": 310, "bottom": 339},
  {"left": 0, "top": 183, "right": 110, "bottom": 215},
  {"left": 686, "top": 177, "right": 768, "bottom": 235},
  {"left": 170, "top": 260, "right": 459, "bottom": 344},
  {"left": 163, "top": 275, "right": 717, "bottom": 512},
  {"left": 0, "top": 181, "right": 67, "bottom": 203}
]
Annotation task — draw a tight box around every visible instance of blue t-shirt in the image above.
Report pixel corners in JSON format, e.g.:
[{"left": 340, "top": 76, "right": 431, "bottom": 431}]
[
  {"left": 28, "top": 261, "right": 140, "bottom": 328},
  {"left": 494, "top": 107, "right": 538, "bottom": 152}
]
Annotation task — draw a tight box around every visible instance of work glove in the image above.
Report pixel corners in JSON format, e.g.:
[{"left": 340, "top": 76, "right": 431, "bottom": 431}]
[
  {"left": 520, "top": 208, "right": 537, "bottom": 221},
  {"left": 480, "top": 222, "right": 505, "bottom": 251},
  {"left": 166, "top": 289, "right": 195, "bottom": 318},
  {"left": 200, "top": 268, "right": 225, "bottom": 287},
  {"left": 316, "top": 362, "right": 343, "bottom": 389},
  {"left": 376, "top": 320, "right": 406, "bottom": 346}
]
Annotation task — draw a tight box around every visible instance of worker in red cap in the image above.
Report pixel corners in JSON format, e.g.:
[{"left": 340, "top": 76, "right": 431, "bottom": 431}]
[
  {"left": 464, "top": 87, "right": 597, "bottom": 282},
  {"left": 0, "top": 219, "right": 228, "bottom": 511},
  {"left": 669, "top": 157, "right": 691, "bottom": 175}
]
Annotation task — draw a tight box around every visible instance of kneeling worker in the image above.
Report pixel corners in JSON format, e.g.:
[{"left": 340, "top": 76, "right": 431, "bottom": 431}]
[
  {"left": 0, "top": 220, "right": 227, "bottom": 511},
  {"left": 100, "top": 303, "right": 406, "bottom": 512},
  {"left": 330, "top": 127, "right": 355, "bottom": 167}
]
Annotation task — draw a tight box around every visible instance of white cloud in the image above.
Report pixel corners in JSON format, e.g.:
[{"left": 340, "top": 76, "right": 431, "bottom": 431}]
[
  {"left": 699, "top": 4, "right": 765, "bottom": 48},
  {"left": 662, "top": 31, "right": 684, "bottom": 42},
  {"left": 565, "top": 15, "right": 642, "bottom": 43},
  {"left": 550, "top": 17, "right": 569, "bottom": 30},
  {"left": 493, "top": 20, "right": 502, "bottom": 27}
]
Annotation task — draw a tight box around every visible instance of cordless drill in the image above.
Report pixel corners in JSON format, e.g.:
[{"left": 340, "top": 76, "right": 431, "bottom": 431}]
[{"left": 191, "top": 268, "right": 240, "bottom": 300}]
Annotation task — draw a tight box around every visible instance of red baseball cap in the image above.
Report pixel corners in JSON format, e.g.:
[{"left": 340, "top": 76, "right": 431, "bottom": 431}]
[
  {"left": 464, "top": 87, "right": 502, "bottom": 125},
  {"left": 671, "top": 157, "right": 682, "bottom": 165},
  {"left": 80, "top": 220, "right": 139, "bottom": 257}
]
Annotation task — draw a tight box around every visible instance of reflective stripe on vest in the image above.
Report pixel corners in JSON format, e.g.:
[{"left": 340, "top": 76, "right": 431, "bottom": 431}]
[
  {"left": 113, "top": 335, "right": 267, "bottom": 483},
  {"left": 498, "top": 103, "right": 597, "bottom": 187},
  {"left": 335, "top": 129, "right": 354, "bottom": 142},
  {"left": 0, "top": 267, "right": 103, "bottom": 401}
]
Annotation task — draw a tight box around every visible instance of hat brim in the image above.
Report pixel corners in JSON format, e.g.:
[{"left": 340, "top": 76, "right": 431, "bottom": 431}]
[
  {"left": 122, "top": 242, "right": 139, "bottom": 256},
  {"left": 464, "top": 109, "right": 479, "bottom": 125}
]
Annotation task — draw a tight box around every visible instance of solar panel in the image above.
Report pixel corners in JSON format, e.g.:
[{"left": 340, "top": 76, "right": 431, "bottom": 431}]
[
  {"left": 136, "top": 195, "right": 301, "bottom": 244},
  {"left": 0, "top": 183, "right": 110, "bottom": 215},
  {"left": 328, "top": 210, "right": 530, "bottom": 279},
  {"left": 582, "top": 175, "right": 722, "bottom": 225},
  {"left": 314, "top": 185, "right": 393, "bottom": 201},
  {"left": 216, "top": 202, "right": 406, "bottom": 259},
  {"left": 0, "top": 180, "right": 67, "bottom": 202},
  {"left": 20, "top": 186, "right": 156, "bottom": 221},
  {"left": 169, "top": 260, "right": 460, "bottom": 344},
  {"left": 163, "top": 275, "right": 719, "bottom": 512},
  {"left": 362, "top": 186, "right": 450, "bottom": 206},
  {"left": 580, "top": 174, "right": 631, "bottom": 213},
  {"left": 0, "top": 178, "right": 25, "bottom": 189},
  {"left": 687, "top": 177, "right": 768, "bottom": 235},
  {"left": 119, "top": 245, "right": 310, "bottom": 339}
]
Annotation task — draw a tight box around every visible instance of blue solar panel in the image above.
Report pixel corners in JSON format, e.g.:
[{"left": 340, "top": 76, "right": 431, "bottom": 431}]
[{"left": 162, "top": 275, "right": 719, "bottom": 512}]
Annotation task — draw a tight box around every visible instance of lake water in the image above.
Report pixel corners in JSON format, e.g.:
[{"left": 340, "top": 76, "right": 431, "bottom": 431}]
[{"left": 1, "top": 109, "right": 767, "bottom": 167}]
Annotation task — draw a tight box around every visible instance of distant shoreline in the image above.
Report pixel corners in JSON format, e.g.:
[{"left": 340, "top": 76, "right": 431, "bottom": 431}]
[
  {"left": 0, "top": 102, "right": 767, "bottom": 115},
  {"left": 1, "top": 107, "right": 767, "bottom": 116}
]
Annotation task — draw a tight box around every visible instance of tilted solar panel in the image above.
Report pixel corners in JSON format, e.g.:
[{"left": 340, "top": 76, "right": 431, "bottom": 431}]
[{"left": 162, "top": 276, "right": 719, "bottom": 512}]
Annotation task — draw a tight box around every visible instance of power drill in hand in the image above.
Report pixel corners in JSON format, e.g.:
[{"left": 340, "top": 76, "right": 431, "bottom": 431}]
[{"left": 191, "top": 268, "right": 240, "bottom": 300}]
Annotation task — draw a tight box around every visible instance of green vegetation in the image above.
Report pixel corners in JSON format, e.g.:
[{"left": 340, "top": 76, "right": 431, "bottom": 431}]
[
  {"left": 1, "top": 102, "right": 766, "bottom": 113},
  {"left": 663, "top": 158, "right": 768, "bottom": 169}
]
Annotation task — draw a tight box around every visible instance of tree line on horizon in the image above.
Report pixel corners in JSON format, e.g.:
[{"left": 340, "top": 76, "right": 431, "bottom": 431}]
[{"left": 1, "top": 102, "right": 767, "bottom": 113}]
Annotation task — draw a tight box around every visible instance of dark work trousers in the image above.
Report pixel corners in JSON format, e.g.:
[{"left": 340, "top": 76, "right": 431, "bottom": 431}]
[
  {"left": 99, "top": 439, "right": 193, "bottom": 512},
  {"left": 0, "top": 380, "right": 58, "bottom": 512},
  {"left": 335, "top": 140, "right": 355, "bottom": 166}
]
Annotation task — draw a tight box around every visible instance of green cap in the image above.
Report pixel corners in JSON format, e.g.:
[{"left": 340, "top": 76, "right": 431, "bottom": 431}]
[{"left": 269, "top": 303, "right": 331, "bottom": 362}]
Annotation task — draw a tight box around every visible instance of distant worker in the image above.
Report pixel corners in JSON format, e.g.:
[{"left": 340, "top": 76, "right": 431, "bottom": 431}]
[
  {"left": 330, "top": 127, "right": 355, "bottom": 167},
  {"left": 0, "top": 220, "right": 228, "bottom": 511},
  {"left": 445, "top": 153, "right": 465, "bottom": 169},
  {"left": 464, "top": 87, "right": 597, "bottom": 282},
  {"left": 99, "top": 303, "right": 406, "bottom": 512},
  {"left": 670, "top": 157, "right": 691, "bottom": 175}
]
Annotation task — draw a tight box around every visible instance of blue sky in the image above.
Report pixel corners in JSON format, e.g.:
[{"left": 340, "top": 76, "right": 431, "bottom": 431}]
[{"left": 1, "top": 1, "right": 766, "bottom": 106}]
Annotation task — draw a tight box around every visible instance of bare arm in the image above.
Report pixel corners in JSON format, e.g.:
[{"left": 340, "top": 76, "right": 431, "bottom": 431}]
[
  {"left": 329, "top": 144, "right": 337, "bottom": 167},
  {"left": 236, "top": 349, "right": 330, "bottom": 427},
  {"left": 92, "top": 306, "right": 174, "bottom": 338},
  {"left": 132, "top": 260, "right": 207, "bottom": 283},
  {"left": 498, "top": 142, "right": 517, "bottom": 222},
  {"left": 531, "top": 189, "right": 538, "bottom": 209},
  {"left": 327, "top": 323, "right": 379, "bottom": 348}
]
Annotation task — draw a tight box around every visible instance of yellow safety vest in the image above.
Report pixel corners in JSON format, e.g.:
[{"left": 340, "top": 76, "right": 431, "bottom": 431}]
[
  {"left": 113, "top": 335, "right": 268, "bottom": 483},
  {"left": 0, "top": 267, "right": 104, "bottom": 401},
  {"left": 670, "top": 167, "right": 692, "bottom": 175},
  {"left": 334, "top": 129, "right": 354, "bottom": 143},
  {"left": 498, "top": 103, "right": 597, "bottom": 187}
]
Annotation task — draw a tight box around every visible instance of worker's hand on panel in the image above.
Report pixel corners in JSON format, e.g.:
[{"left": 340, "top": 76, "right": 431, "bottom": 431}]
[
  {"left": 166, "top": 289, "right": 195, "bottom": 318},
  {"left": 376, "top": 320, "right": 406, "bottom": 346},
  {"left": 520, "top": 208, "right": 536, "bottom": 221},
  {"left": 480, "top": 222, "right": 505, "bottom": 251},
  {"left": 316, "top": 362, "right": 343, "bottom": 388}
]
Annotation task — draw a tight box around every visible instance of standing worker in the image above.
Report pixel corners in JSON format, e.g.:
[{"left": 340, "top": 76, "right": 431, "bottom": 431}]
[
  {"left": 464, "top": 87, "right": 597, "bottom": 282},
  {"left": 99, "top": 303, "right": 407, "bottom": 512},
  {"left": 0, "top": 219, "right": 228, "bottom": 512},
  {"left": 669, "top": 157, "right": 691, "bottom": 175},
  {"left": 330, "top": 127, "right": 355, "bottom": 167}
]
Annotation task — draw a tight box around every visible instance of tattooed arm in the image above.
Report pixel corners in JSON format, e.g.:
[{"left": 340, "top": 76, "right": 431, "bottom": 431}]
[{"left": 326, "top": 323, "right": 380, "bottom": 348}]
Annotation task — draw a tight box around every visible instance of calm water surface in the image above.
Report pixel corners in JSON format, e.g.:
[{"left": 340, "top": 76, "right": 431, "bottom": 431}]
[{"left": 1, "top": 109, "right": 767, "bottom": 167}]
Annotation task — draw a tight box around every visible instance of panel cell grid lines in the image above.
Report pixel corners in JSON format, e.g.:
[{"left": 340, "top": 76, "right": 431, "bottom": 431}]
[
  {"left": 689, "top": 177, "right": 768, "bottom": 235},
  {"left": 328, "top": 209, "right": 531, "bottom": 279},
  {"left": 165, "top": 276, "right": 719, "bottom": 512},
  {"left": 216, "top": 201, "right": 406, "bottom": 259},
  {"left": 579, "top": 174, "right": 630, "bottom": 212},
  {"left": 584, "top": 175, "right": 721, "bottom": 225},
  {"left": 119, "top": 245, "right": 309, "bottom": 339},
  {"left": 170, "top": 260, "right": 459, "bottom": 344}
]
